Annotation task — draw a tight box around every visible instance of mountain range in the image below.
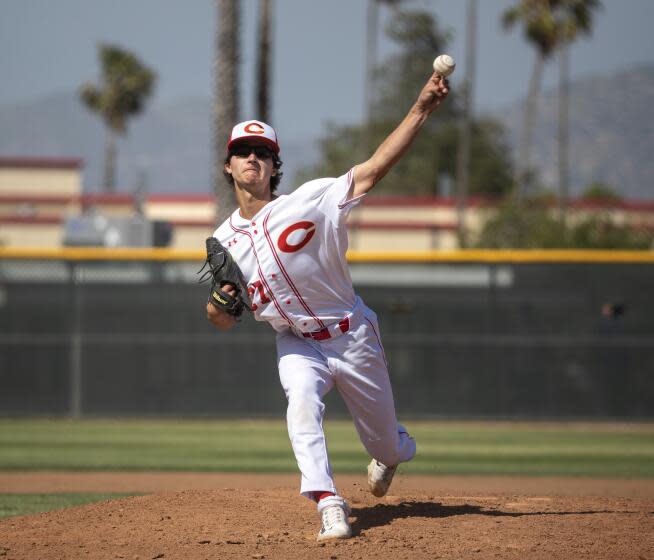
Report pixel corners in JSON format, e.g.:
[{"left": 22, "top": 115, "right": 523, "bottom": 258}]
[
  {"left": 498, "top": 63, "right": 654, "bottom": 199},
  {"left": 0, "top": 92, "right": 317, "bottom": 195},
  {"left": 1, "top": 63, "right": 652, "bottom": 198}
]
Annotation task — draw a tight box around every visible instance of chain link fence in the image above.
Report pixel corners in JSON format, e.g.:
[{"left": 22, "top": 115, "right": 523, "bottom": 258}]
[{"left": 1, "top": 254, "right": 652, "bottom": 419}]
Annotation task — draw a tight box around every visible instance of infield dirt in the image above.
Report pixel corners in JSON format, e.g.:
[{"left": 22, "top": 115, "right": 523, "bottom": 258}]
[{"left": 0, "top": 472, "right": 652, "bottom": 559}]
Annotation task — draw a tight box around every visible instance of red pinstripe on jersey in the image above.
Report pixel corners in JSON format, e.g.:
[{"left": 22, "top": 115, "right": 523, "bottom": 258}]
[
  {"left": 262, "top": 210, "right": 326, "bottom": 329},
  {"left": 365, "top": 317, "right": 387, "bottom": 365},
  {"left": 228, "top": 217, "right": 293, "bottom": 327}
]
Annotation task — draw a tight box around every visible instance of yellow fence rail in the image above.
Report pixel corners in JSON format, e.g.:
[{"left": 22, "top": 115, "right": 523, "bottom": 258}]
[{"left": 1, "top": 246, "right": 654, "bottom": 263}]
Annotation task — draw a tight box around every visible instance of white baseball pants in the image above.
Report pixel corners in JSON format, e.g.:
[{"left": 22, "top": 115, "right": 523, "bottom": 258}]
[{"left": 276, "top": 298, "right": 416, "bottom": 498}]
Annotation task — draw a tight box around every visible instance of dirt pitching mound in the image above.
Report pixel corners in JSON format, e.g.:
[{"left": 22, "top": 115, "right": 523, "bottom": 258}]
[{"left": 1, "top": 481, "right": 653, "bottom": 559}]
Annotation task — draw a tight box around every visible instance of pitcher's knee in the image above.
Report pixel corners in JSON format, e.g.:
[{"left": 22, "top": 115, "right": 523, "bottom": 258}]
[
  {"left": 286, "top": 395, "right": 324, "bottom": 431},
  {"left": 366, "top": 433, "right": 416, "bottom": 466},
  {"left": 375, "top": 449, "right": 404, "bottom": 467},
  {"left": 363, "top": 440, "right": 401, "bottom": 467}
]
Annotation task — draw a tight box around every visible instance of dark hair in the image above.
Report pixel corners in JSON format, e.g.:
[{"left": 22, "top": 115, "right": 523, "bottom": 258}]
[{"left": 222, "top": 151, "right": 284, "bottom": 194}]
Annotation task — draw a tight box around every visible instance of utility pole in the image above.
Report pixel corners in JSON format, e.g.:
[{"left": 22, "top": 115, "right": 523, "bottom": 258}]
[
  {"left": 455, "top": 0, "right": 477, "bottom": 247},
  {"left": 364, "top": 0, "right": 380, "bottom": 159}
]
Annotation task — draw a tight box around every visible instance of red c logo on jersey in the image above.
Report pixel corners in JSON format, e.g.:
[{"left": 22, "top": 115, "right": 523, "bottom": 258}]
[
  {"left": 278, "top": 221, "right": 316, "bottom": 253},
  {"left": 244, "top": 122, "right": 265, "bottom": 134}
]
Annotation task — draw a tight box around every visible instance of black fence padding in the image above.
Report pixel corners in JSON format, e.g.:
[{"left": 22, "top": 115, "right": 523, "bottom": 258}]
[{"left": 0, "top": 260, "right": 652, "bottom": 419}]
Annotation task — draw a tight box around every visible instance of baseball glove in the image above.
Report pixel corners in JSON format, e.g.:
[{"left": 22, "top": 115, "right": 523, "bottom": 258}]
[{"left": 198, "top": 237, "right": 251, "bottom": 317}]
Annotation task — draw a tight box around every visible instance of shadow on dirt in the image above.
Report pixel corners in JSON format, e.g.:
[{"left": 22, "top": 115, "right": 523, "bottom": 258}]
[{"left": 351, "top": 501, "right": 623, "bottom": 534}]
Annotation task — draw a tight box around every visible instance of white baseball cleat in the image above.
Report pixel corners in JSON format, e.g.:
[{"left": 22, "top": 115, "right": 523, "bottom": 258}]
[
  {"left": 367, "top": 459, "right": 398, "bottom": 497},
  {"left": 316, "top": 495, "right": 352, "bottom": 541}
]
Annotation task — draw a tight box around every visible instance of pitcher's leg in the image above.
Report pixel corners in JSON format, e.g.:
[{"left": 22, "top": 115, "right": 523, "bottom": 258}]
[
  {"left": 333, "top": 313, "right": 416, "bottom": 467},
  {"left": 277, "top": 333, "right": 336, "bottom": 498},
  {"left": 339, "top": 365, "right": 416, "bottom": 466}
]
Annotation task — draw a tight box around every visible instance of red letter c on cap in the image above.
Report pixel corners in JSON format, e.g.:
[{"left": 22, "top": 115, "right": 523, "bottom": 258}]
[
  {"left": 278, "top": 221, "right": 316, "bottom": 253},
  {"left": 244, "top": 122, "right": 265, "bottom": 134}
]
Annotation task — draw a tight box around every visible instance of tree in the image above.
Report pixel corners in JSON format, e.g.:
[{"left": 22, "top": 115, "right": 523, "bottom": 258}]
[
  {"left": 569, "top": 213, "right": 652, "bottom": 249},
  {"left": 213, "top": 0, "right": 241, "bottom": 224},
  {"left": 475, "top": 196, "right": 651, "bottom": 249},
  {"left": 502, "top": 0, "right": 561, "bottom": 199},
  {"left": 364, "top": 0, "right": 407, "bottom": 157},
  {"left": 373, "top": 10, "right": 453, "bottom": 122},
  {"left": 503, "top": 0, "right": 601, "bottom": 204},
  {"left": 474, "top": 198, "right": 568, "bottom": 249},
  {"left": 255, "top": 0, "right": 272, "bottom": 122},
  {"left": 298, "top": 8, "right": 513, "bottom": 199},
  {"left": 581, "top": 181, "right": 620, "bottom": 201},
  {"left": 80, "top": 44, "right": 156, "bottom": 192},
  {"left": 553, "top": 0, "right": 601, "bottom": 219}
]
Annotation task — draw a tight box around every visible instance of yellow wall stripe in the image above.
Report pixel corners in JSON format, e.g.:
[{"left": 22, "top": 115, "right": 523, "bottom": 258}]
[
  {"left": 0, "top": 247, "right": 202, "bottom": 261},
  {"left": 1, "top": 247, "right": 653, "bottom": 263},
  {"left": 346, "top": 250, "right": 654, "bottom": 263}
]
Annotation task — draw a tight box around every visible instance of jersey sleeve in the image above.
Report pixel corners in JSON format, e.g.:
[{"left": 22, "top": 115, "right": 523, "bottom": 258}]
[{"left": 294, "top": 168, "right": 365, "bottom": 225}]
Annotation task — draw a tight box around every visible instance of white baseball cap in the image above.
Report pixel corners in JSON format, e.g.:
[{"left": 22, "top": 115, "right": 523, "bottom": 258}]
[{"left": 228, "top": 120, "right": 280, "bottom": 154}]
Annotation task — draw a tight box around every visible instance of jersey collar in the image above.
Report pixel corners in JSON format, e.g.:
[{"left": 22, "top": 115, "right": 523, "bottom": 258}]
[{"left": 231, "top": 195, "right": 286, "bottom": 228}]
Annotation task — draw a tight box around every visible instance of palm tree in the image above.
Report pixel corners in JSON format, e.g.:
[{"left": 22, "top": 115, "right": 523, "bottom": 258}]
[
  {"left": 256, "top": 0, "right": 272, "bottom": 122},
  {"left": 553, "top": 0, "right": 601, "bottom": 220},
  {"left": 80, "top": 44, "right": 156, "bottom": 192},
  {"left": 214, "top": 0, "right": 241, "bottom": 224},
  {"left": 502, "top": 0, "right": 560, "bottom": 199}
]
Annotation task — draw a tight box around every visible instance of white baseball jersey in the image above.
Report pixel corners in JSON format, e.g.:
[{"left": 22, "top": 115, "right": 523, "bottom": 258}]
[{"left": 213, "top": 169, "right": 363, "bottom": 333}]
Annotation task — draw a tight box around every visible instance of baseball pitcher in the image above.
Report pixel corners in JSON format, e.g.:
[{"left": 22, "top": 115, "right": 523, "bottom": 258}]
[{"left": 204, "top": 71, "right": 450, "bottom": 541}]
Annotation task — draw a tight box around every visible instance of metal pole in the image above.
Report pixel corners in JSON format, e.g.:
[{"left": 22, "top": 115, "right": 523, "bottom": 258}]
[
  {"left": 558, "top": 41, "right": 570, "bottom": 223},
  {"left": 363, "top": 0, "right": 379, "bottom": 158},
  {"left": 69, "top": 262, "right": 82, "bottom": 418},
  {"left": 455, "top": 0, "right": 477, "bottom": 248}
]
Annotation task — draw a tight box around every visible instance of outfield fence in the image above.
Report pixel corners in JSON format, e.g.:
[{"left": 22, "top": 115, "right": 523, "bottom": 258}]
[{"left": 1, "top": 248, "right": 653, "bottom": 419}]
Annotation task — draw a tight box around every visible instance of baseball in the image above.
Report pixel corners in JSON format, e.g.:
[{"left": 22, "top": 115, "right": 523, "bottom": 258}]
[{"left": 433, "top": 54, "right": 456, "bottom": 77}]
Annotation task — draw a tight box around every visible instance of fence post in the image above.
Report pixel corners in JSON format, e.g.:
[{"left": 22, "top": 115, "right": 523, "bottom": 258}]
[{"left": 69, "top": 261, "right": 82, "bottom": 418}]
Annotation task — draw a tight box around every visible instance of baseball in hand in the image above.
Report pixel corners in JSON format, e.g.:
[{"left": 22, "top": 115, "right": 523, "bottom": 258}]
[{"left": 433, "top": 54, "right": 456, "bottom": 77}]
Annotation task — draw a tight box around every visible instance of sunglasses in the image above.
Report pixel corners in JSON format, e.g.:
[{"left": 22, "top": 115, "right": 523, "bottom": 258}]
[{"left": 231, "top": 145, "right": 274, "bottom": 160}]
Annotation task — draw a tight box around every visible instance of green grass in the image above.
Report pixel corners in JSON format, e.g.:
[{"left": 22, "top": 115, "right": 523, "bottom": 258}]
[
  {"left": 0, "top": 419, "right": 653, "bottom": 478},
  {"left": 0, "top": 493, "right": 134, "bottom": 519},
  {"left": 1, "top": 419, "right": 652, "bottom": 520}
]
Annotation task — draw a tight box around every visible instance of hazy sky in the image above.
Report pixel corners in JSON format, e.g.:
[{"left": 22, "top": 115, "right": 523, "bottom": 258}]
[{"left": 2, "top": 0, "right": 654, "bottom": 146}]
